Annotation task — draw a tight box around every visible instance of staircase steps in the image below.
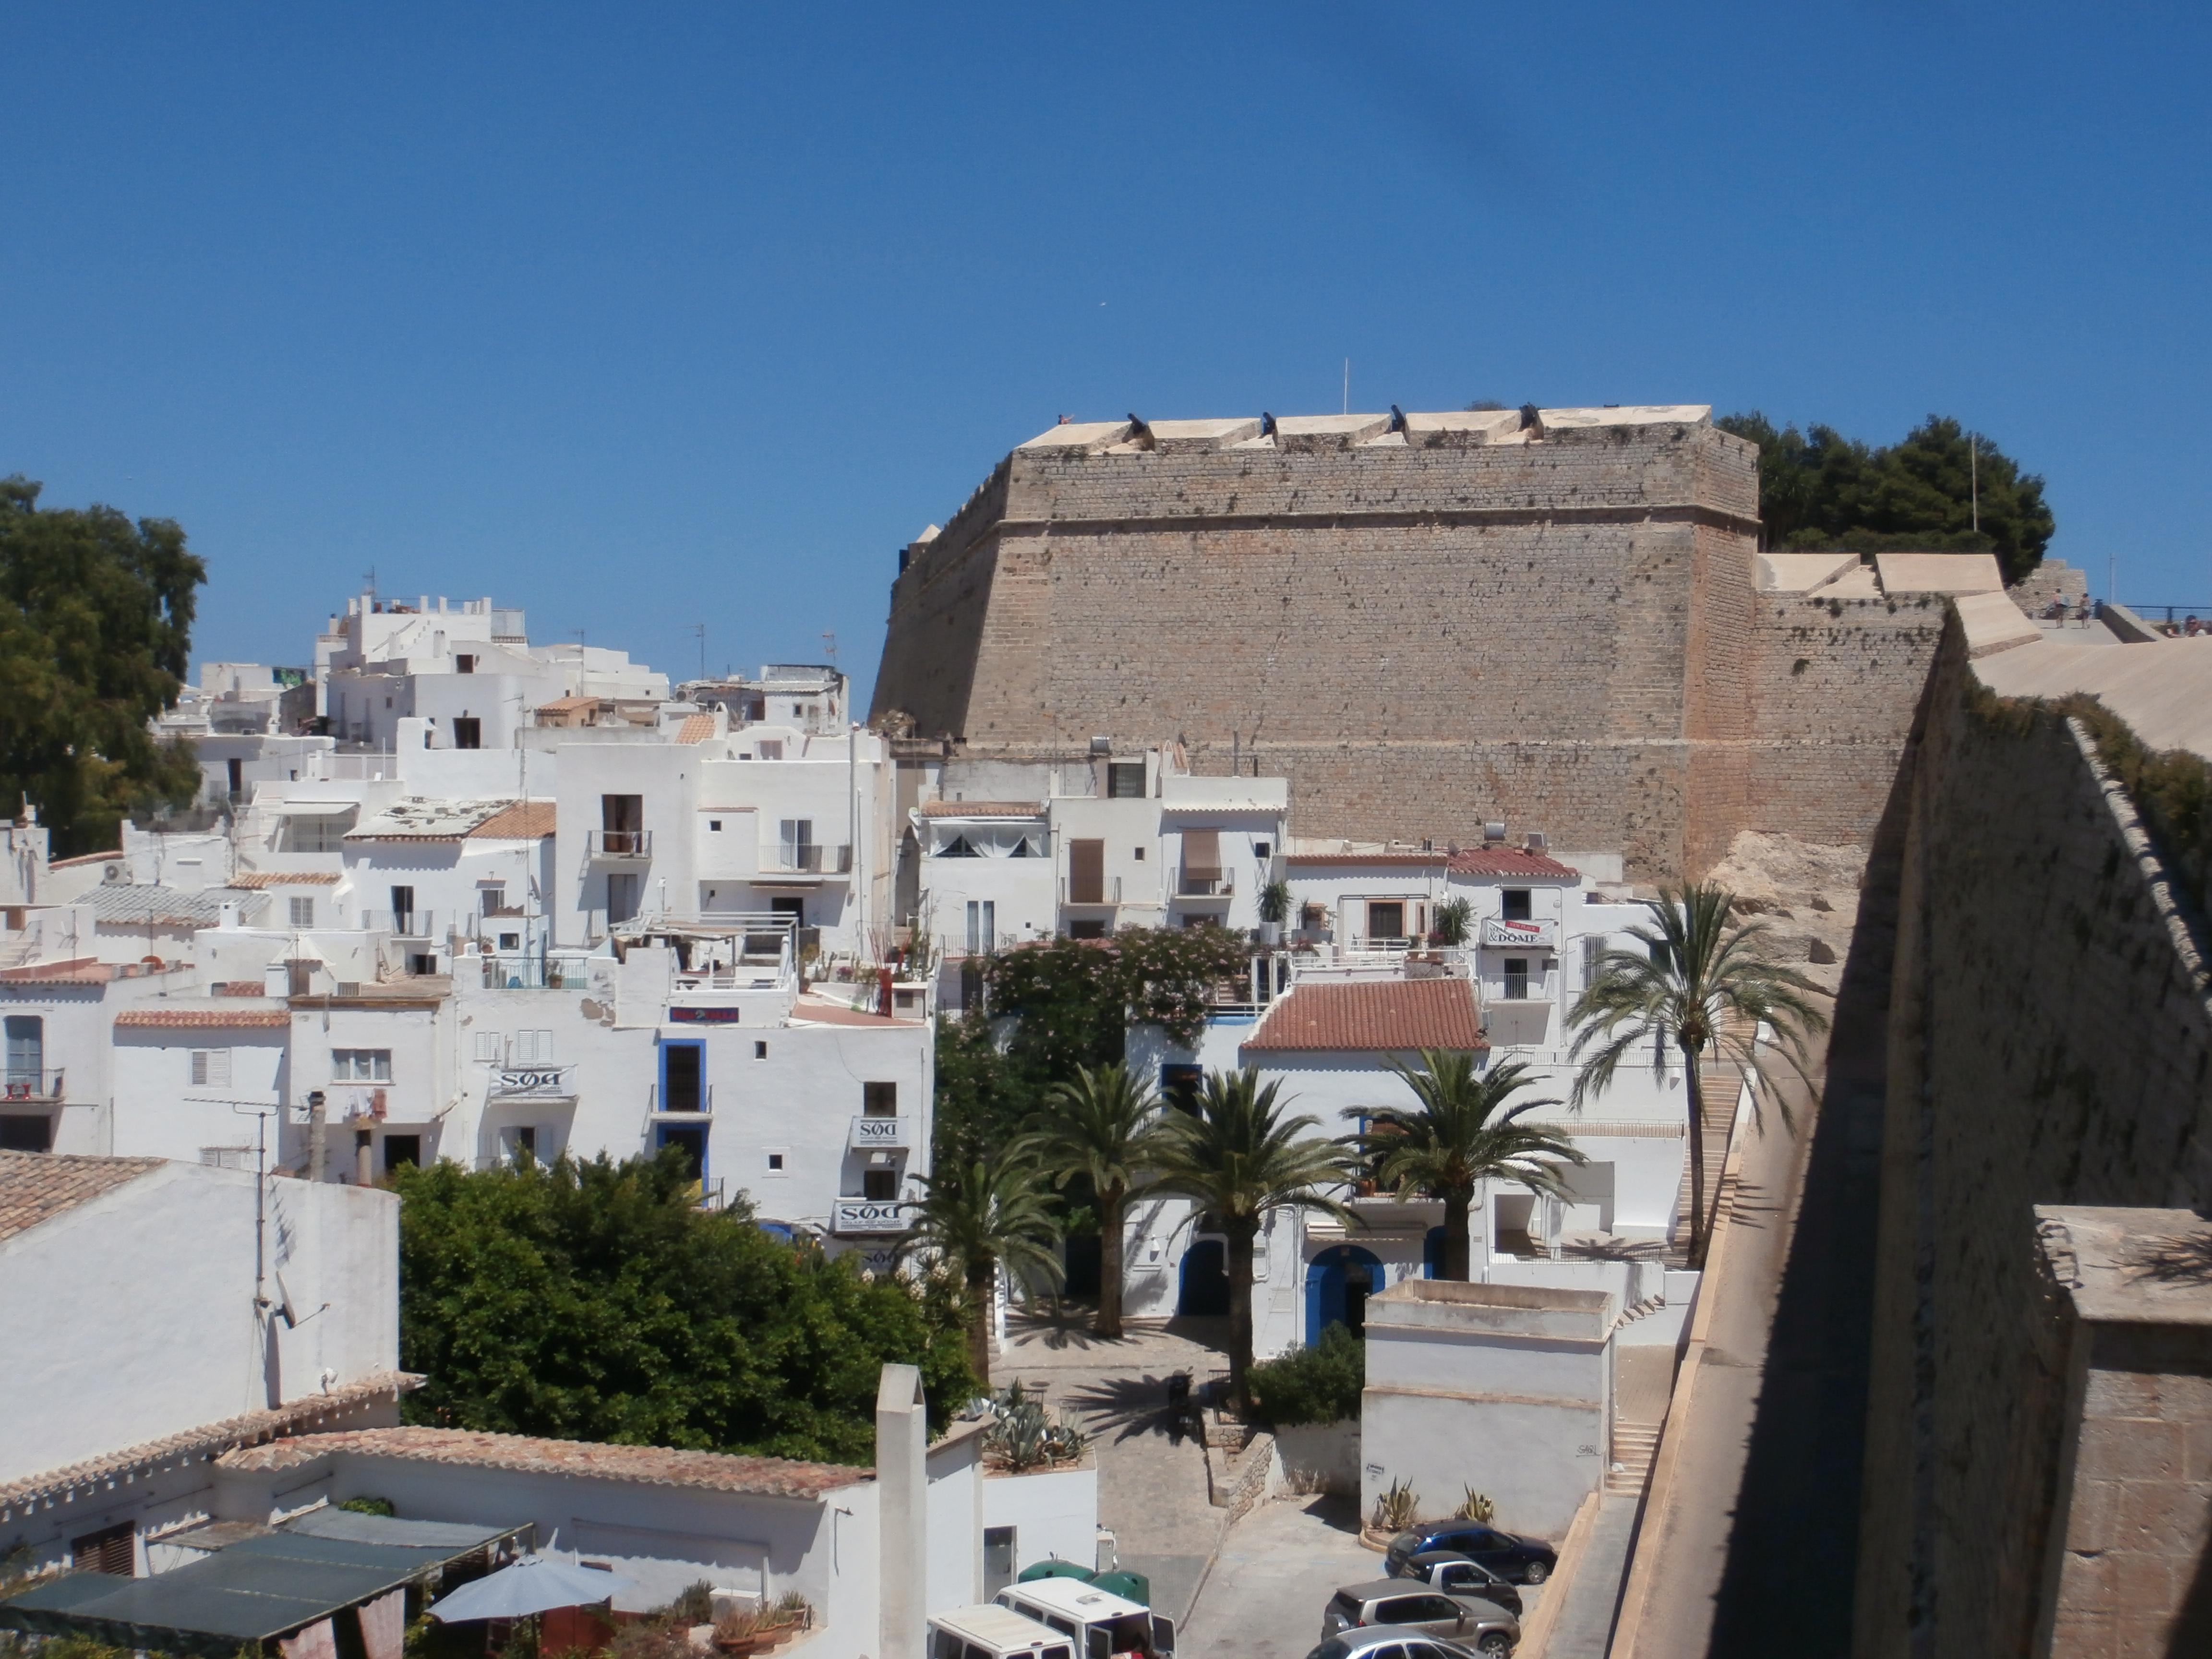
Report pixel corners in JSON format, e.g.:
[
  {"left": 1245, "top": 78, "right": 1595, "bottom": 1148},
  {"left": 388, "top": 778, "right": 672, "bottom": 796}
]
[
  {"left": 1667, "top": 1068, "right": 1743, "bottom": 1251},
  {"left": 1607, "top": 1421, "right": 1663, "bottom": 1494}
]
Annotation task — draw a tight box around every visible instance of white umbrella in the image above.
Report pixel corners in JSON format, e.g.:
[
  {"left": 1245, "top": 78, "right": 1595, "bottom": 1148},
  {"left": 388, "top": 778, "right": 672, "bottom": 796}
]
[{"left": 429, "top": 1555, "right": 636, "bottom": 1622}]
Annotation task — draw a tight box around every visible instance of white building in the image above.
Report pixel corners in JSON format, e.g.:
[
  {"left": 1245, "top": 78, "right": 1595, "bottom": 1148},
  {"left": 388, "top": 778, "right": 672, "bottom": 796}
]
[{"left": 0, "top": 1151, "right": 406, "bottom": 1577}]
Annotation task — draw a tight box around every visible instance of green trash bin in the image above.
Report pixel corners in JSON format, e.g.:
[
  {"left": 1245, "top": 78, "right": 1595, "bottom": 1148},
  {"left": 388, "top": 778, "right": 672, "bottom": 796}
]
[
  {"left": 1090, "top": 1571, "right": 1151, "bottom": 1607},
  {"left": 1017, "top": 1560, "right": 1098, "bottom": 1584}
]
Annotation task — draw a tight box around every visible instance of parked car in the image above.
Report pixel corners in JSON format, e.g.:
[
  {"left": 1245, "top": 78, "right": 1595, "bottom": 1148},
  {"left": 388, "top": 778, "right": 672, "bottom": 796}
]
[
  {"left": 1320, "top": 1579, "right": 1520, "bottom": 1654},
  {"left": 1389, "top": 1552, "right": 1523, "bottom": 1616},
  {"left": 1305, "top": 1632, "right": 1496, "bottom": 1659},
  {"left": 1384, "top": 1523, "right": 1557, "bottom": 1585}
]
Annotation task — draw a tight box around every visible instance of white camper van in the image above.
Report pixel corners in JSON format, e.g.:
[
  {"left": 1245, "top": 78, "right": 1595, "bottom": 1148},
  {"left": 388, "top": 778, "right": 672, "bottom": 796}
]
[
  {"left": 992, "top": 1578, "right": 1176, "bottom": 1658},
  {"left": 928, "top": 1604, "right": 1075, "bottom": 1659}
]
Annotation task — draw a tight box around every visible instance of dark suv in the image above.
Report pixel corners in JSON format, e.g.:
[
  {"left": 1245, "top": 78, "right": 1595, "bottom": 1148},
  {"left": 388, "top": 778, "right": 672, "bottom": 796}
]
[{"left": 1384, "top": 1525, "right": 1557, "bottom": 1586}]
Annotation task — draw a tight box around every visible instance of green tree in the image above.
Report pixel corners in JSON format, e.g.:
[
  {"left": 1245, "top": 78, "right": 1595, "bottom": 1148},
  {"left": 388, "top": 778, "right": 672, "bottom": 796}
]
[
  {"left": 1567, "top": 885, "right": 1829, "bottom": 1268},
  {"left": 1360, "top": 1052, "right": 1584, "bottom": 1281},
  {"left": 931, "top": 1010, "right": 1033, "bottom": 1170},
  {"left": 394, "top": 1150, "right": 973, "bottom": 1462},
  {"left": 1716, "top": 412, "right": 2055, "bottom": 584},
  {"left": 1149, "top": 1070, "right": 1357, "bottom": 1414},
  {"left": 899, "top": 1139, "right": 1065, "bottom": 1387},
  {"left": 1034, "top": 1063, "right": 1169, "bottom": 1339},
  {"left": 982, "top": 925, "right": 1252, "bottom": 1088},
  {"left": 0, "top": 476, "right": 205, "bottom": 855},
  {"left": 1246, "top": 1321, "right": 1365, "bottom": 1427}
]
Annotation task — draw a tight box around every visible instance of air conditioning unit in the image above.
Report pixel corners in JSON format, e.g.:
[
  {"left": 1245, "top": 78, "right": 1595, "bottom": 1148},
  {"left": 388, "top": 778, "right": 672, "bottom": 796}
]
[{"left": 1526, "top": 831, "right": 1548, "bottom": 852}]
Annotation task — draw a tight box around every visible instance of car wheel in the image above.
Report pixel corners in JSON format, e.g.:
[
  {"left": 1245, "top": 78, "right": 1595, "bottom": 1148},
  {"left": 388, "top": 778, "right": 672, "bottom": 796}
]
[
  {"left": 1478, "top": 1636, "right": 1511, "bottom": 1655},
  {"left": 1522, "top": 1562, "right": 1549, "bottom": 1585}
]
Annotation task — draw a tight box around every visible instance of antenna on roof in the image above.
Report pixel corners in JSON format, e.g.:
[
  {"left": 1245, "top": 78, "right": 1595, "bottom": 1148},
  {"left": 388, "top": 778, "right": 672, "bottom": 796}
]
[
  {"left": 1343, "top": 359, "right": 1350, "bottom": 415},
  {"left": 822, "top": 631, "right": 838, "bottom": 665},
  {"left": 689, "top": 623, "right": 706, "bottom": 681}
]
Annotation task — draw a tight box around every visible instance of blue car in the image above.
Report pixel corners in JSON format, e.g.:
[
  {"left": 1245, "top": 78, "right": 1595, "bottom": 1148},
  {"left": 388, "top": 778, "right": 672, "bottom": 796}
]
[{"left": 1384, "top": 1524, "right": 1557, "bottom": 1586}]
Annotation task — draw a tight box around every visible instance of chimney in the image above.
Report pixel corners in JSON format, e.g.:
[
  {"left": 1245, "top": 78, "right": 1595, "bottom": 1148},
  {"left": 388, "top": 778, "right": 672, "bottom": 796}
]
[
  {"left": 876, "top": 1364, "right": 927, "bottom": 1659},
  {"left": 219, "top": 901, "right": 242, "bottom": 929}
]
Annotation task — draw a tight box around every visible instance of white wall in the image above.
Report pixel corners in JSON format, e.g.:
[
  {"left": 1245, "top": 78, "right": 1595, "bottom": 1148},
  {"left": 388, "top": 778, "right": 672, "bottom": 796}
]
[
  {"left": 980, "top": 1466, "right": 1101, "bottom": 1578},
  {"left": 0, "top": 1163, "right": 397, "bottom": 1486}
]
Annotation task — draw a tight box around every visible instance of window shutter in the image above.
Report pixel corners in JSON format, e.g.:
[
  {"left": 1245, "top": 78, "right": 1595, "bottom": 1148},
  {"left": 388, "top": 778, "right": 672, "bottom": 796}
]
[
  {"left": 474, "top": 1032, "right": 501, "bottom": 1063},
  {"left": 1069, "top": 840, "right": 1105, "bottom": 905},
  {"left": 1181, "top": 829, "right": 1221, "bottom": 881}
]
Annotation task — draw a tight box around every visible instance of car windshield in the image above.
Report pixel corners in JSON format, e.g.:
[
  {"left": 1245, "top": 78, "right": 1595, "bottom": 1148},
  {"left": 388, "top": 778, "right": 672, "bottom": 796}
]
[{"left": 1305, "top": 1641, "right": 1355, "bottom": 1659}]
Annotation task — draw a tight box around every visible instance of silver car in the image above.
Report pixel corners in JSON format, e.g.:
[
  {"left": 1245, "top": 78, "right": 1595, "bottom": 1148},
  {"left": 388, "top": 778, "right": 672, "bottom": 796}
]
[
  {"left": 1304, "top": 1630, "right": 1497, "bottom": 1659},
  {"left": 1320, "top": 1580, "right": 1520, "bottom": 1655}
]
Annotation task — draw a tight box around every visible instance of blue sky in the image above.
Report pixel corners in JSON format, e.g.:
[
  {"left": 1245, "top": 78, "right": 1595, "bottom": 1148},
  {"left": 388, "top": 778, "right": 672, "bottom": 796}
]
[{"left": 5, "top": 3, "right": 2209, "bottom": 701}]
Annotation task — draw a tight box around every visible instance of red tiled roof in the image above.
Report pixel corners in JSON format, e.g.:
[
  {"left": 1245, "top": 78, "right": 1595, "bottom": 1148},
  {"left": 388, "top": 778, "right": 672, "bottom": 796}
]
[
  {"left": 1447, "top": 847, "right": 1578, "bottom": 878},
  {"left": 115, "top": 1006, "right": 290, "bottom": 1029},
  {"left": 0, "top": 957, "right": 112, "bottom": 985},
  {"left": 226, "top": 871, "right": 342, "bottom": 888},
  {"left": 0, "top": 1151, "right": 164, "bottom": 1244},
  {"left": 918, "top": 800, "right": 1043, "bottom": 818},
  {"left": 674, "top": 714, "right": 717, "bottom": 745},
  {"left": 217, "top": 1426, "right": 867, "bottom": 1500},
  {"left": 1, "top": 1372, "right": 421, "bottom": 1518},
  {"left": 1244, "top": 976, "right": 1487, "bottom": 1053},
  {"left": 48, "top": 850, "right": 123, "bottom": 870},
  {"left": 537, "top": 695, "right": 599, "bottom": 712},
  {"left": 468, "top": 801, "right": 556, "bottom": 839},
  {"left": 1283, "top": 853, "right": 1446, "bottom": 868}
]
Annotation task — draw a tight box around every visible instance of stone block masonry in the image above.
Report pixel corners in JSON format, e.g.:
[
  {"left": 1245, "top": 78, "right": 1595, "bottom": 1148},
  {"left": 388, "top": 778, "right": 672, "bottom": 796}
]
[{"left": 873, "top": 408, "right": 1940, "bottom": 878}]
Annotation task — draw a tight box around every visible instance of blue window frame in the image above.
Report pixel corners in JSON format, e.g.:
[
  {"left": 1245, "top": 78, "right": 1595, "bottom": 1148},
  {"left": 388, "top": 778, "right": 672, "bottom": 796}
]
[{"left": 660, "top": 1039, "right": 706, "bottom": 1113}]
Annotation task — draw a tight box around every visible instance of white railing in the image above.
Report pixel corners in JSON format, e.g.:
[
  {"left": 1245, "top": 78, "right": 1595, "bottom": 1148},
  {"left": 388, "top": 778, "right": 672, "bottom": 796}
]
[
  {"left": 311, "top": 752, "right": 397, "bottom": 781},
  {"left": 764, "top": 843, "right": 853, "bottom": 875},
  {"left": 361, "top": 909, "right": 437, "bottom": 937},
  {"left": 588, "top": 829, "right": 653, "bottom": 859}
]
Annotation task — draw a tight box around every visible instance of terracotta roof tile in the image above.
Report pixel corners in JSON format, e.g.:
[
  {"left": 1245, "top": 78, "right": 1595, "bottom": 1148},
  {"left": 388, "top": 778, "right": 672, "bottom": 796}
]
[
  {"left": 537, "top": 695, "right": 599, "bottom": 712},
  {"left": 1447, "top": 847, "right": 1579, "bottom": 879},
  {"left": 1243, "top": 976, "right": 1486, "bottom": 1053},
  {"left": 468, "top": 801, "right": 556, "bottom": 839},
  {"left": 0, "top": 957, "right": 113, "bottom": 985},
  {"left": 917, "top": 801, "right": 1044, "bottom": 818},
  {"left": 116, "top": 1006, "right": 291, "bottom": 1029},
  {"left": 48, "top": 850, "right": 123, "bottom": 870},
  {"left": 0, "top": 1151, "right": 164, "bottom": 1244},
  {"left": 0, "top": 1372, "right": 421, "bottom": 1518},
  {"left": 226, "top": 871, "right": 342, "bottom": 888},
  {"left": 674, "top": 714, "right": 717, "bottom": 745},
  {"left": 216, "top": 1426, "right": 866, "bottom": 1501}
]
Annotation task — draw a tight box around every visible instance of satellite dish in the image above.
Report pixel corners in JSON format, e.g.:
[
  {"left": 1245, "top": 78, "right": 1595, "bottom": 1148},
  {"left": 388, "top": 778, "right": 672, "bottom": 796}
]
[{"left": 273, "top": 1269, "right": 300, "bottom": 1329}]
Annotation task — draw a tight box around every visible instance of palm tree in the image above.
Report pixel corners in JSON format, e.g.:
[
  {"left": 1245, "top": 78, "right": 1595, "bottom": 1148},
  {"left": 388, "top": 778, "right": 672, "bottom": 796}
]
[
  {"left": 1035, "top": 1063, "right": 1169, "bottom": 1339},
  {"left": 899, "top": 1139, "right": 1064, "bottom": 1388},
  {"left": 1150, "top": 1070, "right": 1358, "bottom": 1414},
  {"left": 1361, "top": 1050, "right": 1585, "bottom": 1280},
  {"left": 1567, "top": 883, "right": 1829, "bottom": 1268}
]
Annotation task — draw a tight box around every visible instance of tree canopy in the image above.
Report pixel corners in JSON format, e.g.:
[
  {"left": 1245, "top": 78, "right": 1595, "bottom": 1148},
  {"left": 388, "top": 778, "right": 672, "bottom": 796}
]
[
  {"left": 1715, "top": 413, "right": 2055, "bottom": 585},
  {"left": 0, "top": 476, "right": 205, "bottom": 855},
  {"left": 395, "top": 1150, "right": 974, "bottom": 1463}
]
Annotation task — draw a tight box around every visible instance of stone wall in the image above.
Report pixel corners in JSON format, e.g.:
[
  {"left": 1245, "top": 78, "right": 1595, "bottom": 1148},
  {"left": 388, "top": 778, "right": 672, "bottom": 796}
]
[
  {"left": 873, "top": 413, "right": 1941, "bottom": 878},
  {"left": 1852, "top": 619, "right": 2212, "bottom": 1657}
]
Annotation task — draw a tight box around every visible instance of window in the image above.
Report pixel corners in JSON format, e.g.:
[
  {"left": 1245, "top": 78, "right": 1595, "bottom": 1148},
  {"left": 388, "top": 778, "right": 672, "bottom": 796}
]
[
  {"left": 408, "top": 952, "right": 436, "bottom": 976},
  {"left": 965, "top": 900, "right": 995, "bottom": 953},
  {"left": 661, "top": 1041, "right": 705, "bottom": 1113},
  {"left": 383, "top": 1134, "right": 421, "bottom": 1172},
  {"left": 474, "top": 1031, "right": 501, "bottom": 1062},
  {"left": 514, "top": 1030, "right": 554, "bottom": 1064},
  {"left": 1504, "top": 958, "right": 1530, "bottom": 999},
  {"left": 1502, "top": 889, "right": 1533, "bottom": 921},
  {"left": 189, "top": 1049, "right": 231, "bottom": 1088},
  {"left": 606, "top": 872, "right": 641, "bottom": 926},
  {"left": 1067, "top": 920, "right": 1107, "bottom": 940},
  {"left": 0, "top": 1115, "right": 52, "bottom": 1152},
  {"left": 779, "top": 819, "right": 815, "bottom": 869},
  {"left": 754, "top": 1041, "right": 768, "bottom": 1059},
  {"left": 1068, "top": 839, "right": 1106, "bottom": 904},
  {"left": 332, "top": 1049, "right": 392, "bottom": 1081},
  {"left": 502, "top": 1125, "right": 536, "bottom": 1161},
  {"left": 708, "top": 819, "right": 722, "bottom": 831},
  {"left": 1161, "top": 1064, "right": 1203, "bottom": 1115},
  {"left": 863, "top": 1168, "right": 900, "bottom": 1201},
  {"left": 1106, "top": 761, "right": 1145, "bottom": 798},
  {"left": 498, "top": 932, "right": 521, "bottom": 950},
  {"left": 281, "top": 809, "right": 354, "bottom": 853},
  {"left": 766, "top": 1152, "right": 784, "bottom": 1171},
  {"left": 1582, "top": 933, "right": 1607, "bottom": 988},
  {"left": 600, "top": 793, "right": 645, "bottom": 856},
  {"left": 4, "top": 1014, "right": 44, "bottom": 1086},
  {"left": 1133, "top": 846, "right": 1145, "bottom": 860},
  {"left": 389, "top": 885, "right": 416, "bottom": 928},
  {"left": 1254, "top": 841, "right": 1272, "bottom": 861},
  {"left": 480, "top": 883, "right": 506, "bottom": 915},
  {"left": 289, "top": 896, "right": 316, "bottom": 927},
  {"left": 456, "top": 654, "right": 475, "bottom": 674},
  {"left": 72, "top": 1523, "right": 133, "bottom": 1577},
  {"left": 938, "top": 834, "right": 978, "bottom": 858},
  {"left": 983, "top": 1525, "right": 1018, "bottom": 1598},
  {"left": 863, "top": 1081, "right": 898, "bottom": 1117},
  {"left": 452, "top": 717, "right": 481, "bottom": 749},
  {"left": 1368, "top": 901, "right": 1405, "bottom": 940}
]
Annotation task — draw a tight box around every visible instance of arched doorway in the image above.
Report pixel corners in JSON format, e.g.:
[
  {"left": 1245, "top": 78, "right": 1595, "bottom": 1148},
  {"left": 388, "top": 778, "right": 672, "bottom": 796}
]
[
  {"left": 1306, "top": 1244, "right": 1383, "bottom": 1342},
  {"left": 1178, "top": 1239, "right": 1230, "bottom": 1316}
]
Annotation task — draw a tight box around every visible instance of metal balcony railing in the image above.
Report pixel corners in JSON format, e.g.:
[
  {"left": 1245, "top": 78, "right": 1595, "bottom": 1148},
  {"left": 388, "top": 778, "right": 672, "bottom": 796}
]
[
  {"left": 767, "top": 843, "right": 853, "bottom": 875},
  {"left": 361, "top": 909, "right": 437, "bottom": 937},
  {"left": 1061, "top": 875, "right": 1122, "bottom": 906},
  {"left": 0, "top": 1070, "right": 63, "bottom": 1103},
  {"left": 1177, "top": 868, "right": 1233, "bottom": 898},
  {"left": 588, "top": 828, "right": 653, "bottom": 859}
]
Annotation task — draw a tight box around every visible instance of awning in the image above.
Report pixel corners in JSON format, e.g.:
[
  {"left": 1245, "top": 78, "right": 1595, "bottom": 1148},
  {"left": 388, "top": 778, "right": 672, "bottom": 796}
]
[{"left": 0, "top": 1516, "right": 523, "bottom": 1658}]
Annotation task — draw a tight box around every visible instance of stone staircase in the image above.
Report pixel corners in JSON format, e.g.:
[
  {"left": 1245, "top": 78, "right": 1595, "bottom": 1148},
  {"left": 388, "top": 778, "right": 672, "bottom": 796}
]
[
  {"left": 1667, "top": 1068, "right": 1744, "bottom": 1254},
  {"left": 1607, "top": 1419, "right": 1663, "bottom": 1495}
]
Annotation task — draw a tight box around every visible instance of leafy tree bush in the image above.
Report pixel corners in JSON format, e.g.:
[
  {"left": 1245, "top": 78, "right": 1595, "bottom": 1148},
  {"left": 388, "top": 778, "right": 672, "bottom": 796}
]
[
  {"left": 1246, "top": 1322, "right": 1365, "bottom": 1426},
  {"left": 395, "top": 1150, "right": 974, "bottom": 1462},
  {"left": 0, "top": 476, "right": 205, "bottom": 855},
  {"left": 1715, "top": 412, "right": 2054, "bottom": 584}
]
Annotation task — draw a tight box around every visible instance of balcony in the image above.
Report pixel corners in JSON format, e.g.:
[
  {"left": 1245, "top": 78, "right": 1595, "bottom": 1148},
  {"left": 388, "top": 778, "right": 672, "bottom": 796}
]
[
  {"left": 588, "top": 829, "right": 654, "bottom": 860},
  {"left": 848, "top": 1115, "right": 914, "bottom": 1151},
  {"left": 361, "top": 909, "right": 438, "bottom": 938},
  {"left": 1481, "top": 917, "right": 1559, "bottom": 950},
  {"left": 487, "top": 1064, "right": 575, "bottom": 1099},
  {"left": 764, "top": 843, "right": 853, "bottom": 876},
  {"left": 830, "top": 1196, "right": 915, "bottom": 1236},
  {"left": 1061, "top": 875, "right": 1122, "bottom": 906},
  {"left": 0, "top": 1070, "right": 63, "bottom": 1104},
  {"left": 1177, "top": 868, "right": 1234, "bottom": 900}
]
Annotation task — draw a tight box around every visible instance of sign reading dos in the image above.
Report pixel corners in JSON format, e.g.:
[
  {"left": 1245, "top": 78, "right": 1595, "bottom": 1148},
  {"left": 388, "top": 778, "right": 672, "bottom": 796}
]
[{"left": 492, "top": 1067, "right": 573, "bottom": 1097}]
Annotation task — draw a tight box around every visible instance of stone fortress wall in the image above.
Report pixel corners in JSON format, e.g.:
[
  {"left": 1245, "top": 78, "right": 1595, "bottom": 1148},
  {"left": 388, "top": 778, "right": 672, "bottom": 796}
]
[{"left": 871, "top": 406, "right": 1948, "bottom": 879}]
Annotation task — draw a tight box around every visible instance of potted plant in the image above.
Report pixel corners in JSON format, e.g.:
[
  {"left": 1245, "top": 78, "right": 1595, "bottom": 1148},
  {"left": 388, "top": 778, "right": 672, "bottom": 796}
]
[
  {"left": 712, "top": 1594, "right": 813, "bottom": 1657},
  {"left": 1256, "top": 879, "right": 1292, "bottom": 947},
  {"left": 1431, "top": 898, "right": 1473, "bottom": 949}
]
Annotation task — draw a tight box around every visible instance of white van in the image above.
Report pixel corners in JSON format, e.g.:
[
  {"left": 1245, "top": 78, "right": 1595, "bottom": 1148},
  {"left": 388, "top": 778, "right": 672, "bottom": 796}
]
[
  {"left": 928, "top": 1604, "right": 1076, "bottom": 1659},
  {"left": 992, "top": 1578, "right": 1176, "bottom": 1659}
]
